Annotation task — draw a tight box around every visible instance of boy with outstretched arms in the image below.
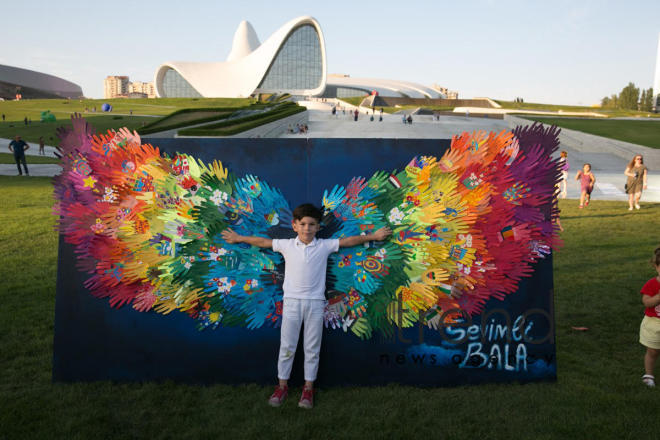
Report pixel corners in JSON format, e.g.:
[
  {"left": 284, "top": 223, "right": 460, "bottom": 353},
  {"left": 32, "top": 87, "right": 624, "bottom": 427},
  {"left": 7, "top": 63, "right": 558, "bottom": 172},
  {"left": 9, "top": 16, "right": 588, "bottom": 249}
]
[{"left": 222, "top": 203, "right": 392, "bottom": 409}]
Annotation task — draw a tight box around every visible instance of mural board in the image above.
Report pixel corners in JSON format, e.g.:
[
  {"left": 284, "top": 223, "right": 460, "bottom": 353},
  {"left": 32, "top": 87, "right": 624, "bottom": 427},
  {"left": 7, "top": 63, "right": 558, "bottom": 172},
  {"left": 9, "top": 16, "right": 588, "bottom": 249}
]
[{"left": 53, "top": 120, "right": 559, "bottom": 386}]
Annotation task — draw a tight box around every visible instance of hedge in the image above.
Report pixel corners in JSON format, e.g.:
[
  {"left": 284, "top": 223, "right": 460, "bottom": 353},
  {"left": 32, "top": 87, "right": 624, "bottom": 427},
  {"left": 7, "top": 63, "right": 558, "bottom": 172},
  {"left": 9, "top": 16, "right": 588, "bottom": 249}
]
[
  {"left": 138, "top": 103, "right": 274, "bottom": 135},
  {"left": 138, "top": 112, "right": 233, "bottom": 135},
  {"left": 178, "top": 104, "right": 306, "bottom": 137}
]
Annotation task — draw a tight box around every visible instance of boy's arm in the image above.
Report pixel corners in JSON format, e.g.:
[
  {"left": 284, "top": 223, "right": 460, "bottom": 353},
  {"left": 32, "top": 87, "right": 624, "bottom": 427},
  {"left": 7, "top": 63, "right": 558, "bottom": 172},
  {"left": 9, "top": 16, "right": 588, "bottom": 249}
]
[
  {"left": 339, "top": 226, "right": 392, "bottom": 248},
  {"left": 221, "top": 228, "right": 272, "bottom": 248},
  {"left": 642, "top": 294, "right": 660, "bottom": 308}
]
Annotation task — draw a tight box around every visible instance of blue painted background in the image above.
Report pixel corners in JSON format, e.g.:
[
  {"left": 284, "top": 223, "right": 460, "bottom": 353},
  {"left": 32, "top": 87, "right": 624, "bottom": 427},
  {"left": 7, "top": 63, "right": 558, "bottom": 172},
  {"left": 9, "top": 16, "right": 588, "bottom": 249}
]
[{"left": 52, "top": 138, "right": 556, "bottom": 386}]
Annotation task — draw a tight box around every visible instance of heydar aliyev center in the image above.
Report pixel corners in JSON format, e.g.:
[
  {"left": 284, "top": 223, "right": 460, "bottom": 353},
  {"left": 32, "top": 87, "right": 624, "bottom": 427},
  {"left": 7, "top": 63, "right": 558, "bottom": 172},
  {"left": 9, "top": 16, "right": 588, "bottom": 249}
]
[{"left": 154, "top": 16, "right": 443, "bottom": 99}]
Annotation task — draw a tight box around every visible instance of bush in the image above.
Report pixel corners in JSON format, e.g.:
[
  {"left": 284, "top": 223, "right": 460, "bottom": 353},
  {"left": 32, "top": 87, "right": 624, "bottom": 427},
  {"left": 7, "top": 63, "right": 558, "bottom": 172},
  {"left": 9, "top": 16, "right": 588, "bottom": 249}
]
[
  {"left": 138, "top": 112, "right": 233, "bottom": 135},
  {"left": 178, "top": 104, "right": 305, "bottom": 136}
]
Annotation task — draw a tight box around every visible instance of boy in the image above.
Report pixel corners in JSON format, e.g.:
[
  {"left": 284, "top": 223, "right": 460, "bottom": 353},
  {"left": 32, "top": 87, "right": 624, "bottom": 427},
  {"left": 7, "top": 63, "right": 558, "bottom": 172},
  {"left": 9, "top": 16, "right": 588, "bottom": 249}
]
[{"left": 221, "top": 203, "right": 392, "bottom": 409}]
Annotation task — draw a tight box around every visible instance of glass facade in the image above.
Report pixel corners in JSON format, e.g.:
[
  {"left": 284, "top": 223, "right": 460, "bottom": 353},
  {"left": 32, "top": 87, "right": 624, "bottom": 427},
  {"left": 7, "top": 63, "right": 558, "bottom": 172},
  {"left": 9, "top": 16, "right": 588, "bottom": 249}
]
[
  {"left": 257, "top": 24, "right": 322, "bottom": 92},
  {"left": 336, "top": 87, "right": 369, "bottom": 98},
  {"left": 161, "top": 68, "right": 202, "bottom": 98}
]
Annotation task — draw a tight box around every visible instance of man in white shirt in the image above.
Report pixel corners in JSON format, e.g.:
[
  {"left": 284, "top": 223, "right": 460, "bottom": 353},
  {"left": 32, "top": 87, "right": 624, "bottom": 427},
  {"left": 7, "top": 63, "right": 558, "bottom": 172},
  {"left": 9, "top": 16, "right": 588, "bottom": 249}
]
[{"left": 222, "top": 203, "right": 391, "bottom": 409}]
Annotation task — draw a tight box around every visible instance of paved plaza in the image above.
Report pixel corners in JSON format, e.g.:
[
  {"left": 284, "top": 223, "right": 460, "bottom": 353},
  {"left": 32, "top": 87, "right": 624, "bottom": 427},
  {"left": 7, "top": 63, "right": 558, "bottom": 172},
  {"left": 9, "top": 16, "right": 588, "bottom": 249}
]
[{"left": 2, "top": 100, "right": 659, "bottom": 204}]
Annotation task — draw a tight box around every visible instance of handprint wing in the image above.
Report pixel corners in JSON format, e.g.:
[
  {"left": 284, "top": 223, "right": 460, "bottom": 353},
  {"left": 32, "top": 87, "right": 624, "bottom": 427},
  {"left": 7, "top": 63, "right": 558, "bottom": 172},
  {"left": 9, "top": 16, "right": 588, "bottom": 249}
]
[
  {"left": 320, "top": 125, "right": 561, "bottom": 338},
  {"left": 54, "top": 117, "right": 294, "bottom": 331}
]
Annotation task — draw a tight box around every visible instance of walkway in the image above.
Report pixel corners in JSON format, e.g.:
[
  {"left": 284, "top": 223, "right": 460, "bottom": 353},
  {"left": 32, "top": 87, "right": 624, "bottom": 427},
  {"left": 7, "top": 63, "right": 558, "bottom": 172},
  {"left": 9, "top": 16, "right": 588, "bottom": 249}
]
[{"left": 2, "top": 104, "right": 659, "bottom": 203}]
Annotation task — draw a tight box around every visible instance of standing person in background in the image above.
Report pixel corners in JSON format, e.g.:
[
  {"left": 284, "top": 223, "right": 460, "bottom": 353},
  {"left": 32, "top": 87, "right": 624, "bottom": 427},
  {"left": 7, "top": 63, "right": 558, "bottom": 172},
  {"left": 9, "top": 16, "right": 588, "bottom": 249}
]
[
  {"left": 575, "top": 163, "right": 595, "bottom": 209},
  {"left": 38, "top": 136, "right": 45, "bottom": 156},
  {"left": 8, "top": 135, "right": 29, "bottom": 176},
  {"left": 624, "top": 155, "right": 648, "bottom": 211},
  {"left": 558, "top": 151, "right": 569, "bottom": 199}
]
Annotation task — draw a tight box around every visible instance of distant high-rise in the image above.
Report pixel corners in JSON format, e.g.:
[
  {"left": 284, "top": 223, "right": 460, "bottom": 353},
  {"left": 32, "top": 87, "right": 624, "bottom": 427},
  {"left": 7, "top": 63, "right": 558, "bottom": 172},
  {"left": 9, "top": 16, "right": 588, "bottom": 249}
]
[
  {"left": 128, "top": 81, "right": 156, "bottom": 98},
  {"left": 104, "top": 76, "right": 156, "bottom": 98},
  {"left": 654, "top": 32, "right": 660, "bottom": 112},
  {"left": 104, "top": 76, "right": 129, "bottom": 99}
]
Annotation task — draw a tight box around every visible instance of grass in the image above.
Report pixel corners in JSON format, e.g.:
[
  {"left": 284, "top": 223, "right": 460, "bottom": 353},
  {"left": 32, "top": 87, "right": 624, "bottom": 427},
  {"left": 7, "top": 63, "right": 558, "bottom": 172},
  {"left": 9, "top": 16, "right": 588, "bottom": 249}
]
[
  {"left": 337, "top": 97, "right": 365, "bottom": 107},
  {"left": 0, "top": 98, "right": 253, "bottom": 144},
  {"left": 2, "top": 175, "right": 660, "bottom": 438},
  {"left": 138, "top": 110, "right": 234, "bottom": 135},
  {"left": 0, "top": 152, "right": 59, "bottom": 164},
  {"left": 520, "top": 117, "right": 660, "bottom": 149},
  {"left": 496, "top": 100, "right": 660, "bottom": 118},
  {"left": 0, "top": 115, "right": 154, "bottom": 145},
  {"left": 178, "top": 103, "right": 306, "bottom": 136}
]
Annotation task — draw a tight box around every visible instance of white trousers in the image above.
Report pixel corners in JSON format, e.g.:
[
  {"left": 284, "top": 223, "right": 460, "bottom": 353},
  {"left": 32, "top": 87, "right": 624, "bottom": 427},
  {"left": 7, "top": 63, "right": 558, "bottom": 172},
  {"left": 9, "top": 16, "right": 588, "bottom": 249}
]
[{"left": 277, "top": 298, "right": 325, "bottom": 382}]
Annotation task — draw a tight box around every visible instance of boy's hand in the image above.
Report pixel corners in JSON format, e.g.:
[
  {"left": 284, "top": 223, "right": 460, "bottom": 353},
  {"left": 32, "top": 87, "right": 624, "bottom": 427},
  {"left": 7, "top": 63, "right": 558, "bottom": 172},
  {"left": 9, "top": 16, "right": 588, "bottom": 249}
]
[
  {"left": 372, "top": 226, "right": 392, "bottom": 241},
  {"left": 221, "top": 228, "right": 241, "bottom": 244}
]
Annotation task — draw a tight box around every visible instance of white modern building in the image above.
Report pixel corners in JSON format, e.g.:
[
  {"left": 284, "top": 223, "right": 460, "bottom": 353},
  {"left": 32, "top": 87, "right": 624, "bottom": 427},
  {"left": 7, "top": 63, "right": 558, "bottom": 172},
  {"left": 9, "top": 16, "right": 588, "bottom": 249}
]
[
  {"left": 154, "top": 16, "right": 445, "bottom": 99},
  {"left": 323, "top": 74, "right": 444, "bottom": 99},
  {"left": 0, "top": 64, "right": 83, "bottom": 100},
  {"left": 155, "top": 16, "right": 326, "bottom": 98}
]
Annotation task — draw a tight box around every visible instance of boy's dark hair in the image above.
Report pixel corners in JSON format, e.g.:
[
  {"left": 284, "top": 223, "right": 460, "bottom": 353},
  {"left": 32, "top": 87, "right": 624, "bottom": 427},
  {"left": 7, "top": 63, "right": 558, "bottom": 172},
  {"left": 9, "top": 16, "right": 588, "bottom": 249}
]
[
  {"left": 653, "top": 246, "right": 660, "bottom": 267},
  {"left": 292, "top": 203, "right": 322, "bottom": 222}
]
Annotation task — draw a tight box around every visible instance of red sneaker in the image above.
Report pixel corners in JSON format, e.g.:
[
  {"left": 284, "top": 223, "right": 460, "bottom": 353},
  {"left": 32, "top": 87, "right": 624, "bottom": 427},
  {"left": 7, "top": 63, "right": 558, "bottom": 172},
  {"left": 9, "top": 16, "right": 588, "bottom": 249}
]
[
  {"left": 298, "top": 387, "right": 314, "bottom": 409},
  {"left": 268, "top": 385, "right": 288, "bottom": 407}
]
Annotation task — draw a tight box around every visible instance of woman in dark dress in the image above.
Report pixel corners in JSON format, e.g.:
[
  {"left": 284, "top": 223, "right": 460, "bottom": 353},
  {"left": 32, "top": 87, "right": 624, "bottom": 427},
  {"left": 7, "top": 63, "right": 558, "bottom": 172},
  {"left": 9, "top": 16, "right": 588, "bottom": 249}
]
[{"left": 624, "top": 155, "right": 648, "bottom": 210}]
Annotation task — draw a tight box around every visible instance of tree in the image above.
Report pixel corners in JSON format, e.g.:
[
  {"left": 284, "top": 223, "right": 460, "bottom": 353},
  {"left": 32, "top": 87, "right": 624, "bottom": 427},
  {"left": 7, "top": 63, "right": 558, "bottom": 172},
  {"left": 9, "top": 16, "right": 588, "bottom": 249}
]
[
  {"left": 601, "top": 93, "right": 619, "bottom": 109},
  {"left": 640, "top": 89, "right": 647, "bottom": 111},
  {"left": 643, "top": 87, "right": 654, "bottom": 112},
  {"left": 618, "top": 82, "right": 640, "bottom": 110}
]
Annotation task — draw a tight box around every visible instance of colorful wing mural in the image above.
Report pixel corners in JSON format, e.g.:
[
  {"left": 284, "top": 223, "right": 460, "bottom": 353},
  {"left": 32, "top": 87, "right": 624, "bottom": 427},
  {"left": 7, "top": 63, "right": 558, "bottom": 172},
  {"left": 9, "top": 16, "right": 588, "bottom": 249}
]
[{"left": 53, "top": 115, "right": 562, "bottom": 339}]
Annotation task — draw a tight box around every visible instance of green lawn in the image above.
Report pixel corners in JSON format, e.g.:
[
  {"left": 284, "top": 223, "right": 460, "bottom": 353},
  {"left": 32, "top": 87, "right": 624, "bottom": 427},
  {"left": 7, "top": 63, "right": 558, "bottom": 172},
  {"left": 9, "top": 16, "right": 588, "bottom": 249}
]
[
  {"left": 0, "top": 98, "right": 253, "bottom": 144},
  {"left": 337, "top": 97, "right": 365, "bottom": 107},
  {"left": 140, "top": 110, "right": 233, "bottom": 131},
  {"left": 0, "top": 115, "right": 154, "bottom": 145},
  {"left": 495, "top": 100, "right": 660, "bottom": 118},
  {"left": 0, "top": 152, "right": 59, "bottom": 164},
  {"left": 2, "top": 177, "right": 660, "bottom": 439},
  {"left": 521, "top": 117, "right": 660, "bottom": 149}
]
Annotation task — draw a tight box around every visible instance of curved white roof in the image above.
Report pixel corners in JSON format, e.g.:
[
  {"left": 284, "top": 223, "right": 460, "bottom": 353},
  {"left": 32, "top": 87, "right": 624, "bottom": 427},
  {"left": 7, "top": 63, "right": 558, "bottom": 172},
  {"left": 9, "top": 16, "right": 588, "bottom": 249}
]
[
  {"left": 327, "top": 75, "right": 444, "bottom": 99},
  {"left": 155, "top": 16, "right": 327, "bottom": 98}
]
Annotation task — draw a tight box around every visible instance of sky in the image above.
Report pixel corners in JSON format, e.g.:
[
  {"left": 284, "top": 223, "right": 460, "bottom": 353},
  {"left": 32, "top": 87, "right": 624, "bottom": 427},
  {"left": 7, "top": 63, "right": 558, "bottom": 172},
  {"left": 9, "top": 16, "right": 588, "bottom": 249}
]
[{"left": 2, "top": 0, "right": 659, "bottom": 105}]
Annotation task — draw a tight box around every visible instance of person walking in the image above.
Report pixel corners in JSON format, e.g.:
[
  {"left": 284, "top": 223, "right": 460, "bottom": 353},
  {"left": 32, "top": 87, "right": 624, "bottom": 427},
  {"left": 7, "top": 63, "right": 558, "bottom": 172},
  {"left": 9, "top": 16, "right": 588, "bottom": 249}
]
[
  {"left": 558, "top": 151, "right": 569, "bottom": 199},
  {"left": 8, "top": 135, "right": 30, "bottom": 176},
  {"left": 624, "top": 155, "right": 648, "bottom": 210},
  {"left": 575, "top": 163, "right": 595, "bottom": 209}
]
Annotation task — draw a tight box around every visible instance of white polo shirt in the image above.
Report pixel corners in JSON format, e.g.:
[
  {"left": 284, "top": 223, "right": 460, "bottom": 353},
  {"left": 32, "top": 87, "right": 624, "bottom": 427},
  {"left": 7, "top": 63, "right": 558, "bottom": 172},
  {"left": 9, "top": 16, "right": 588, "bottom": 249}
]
[{"left": 272, "top": 237, "right": 340, "bottom": 300}]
